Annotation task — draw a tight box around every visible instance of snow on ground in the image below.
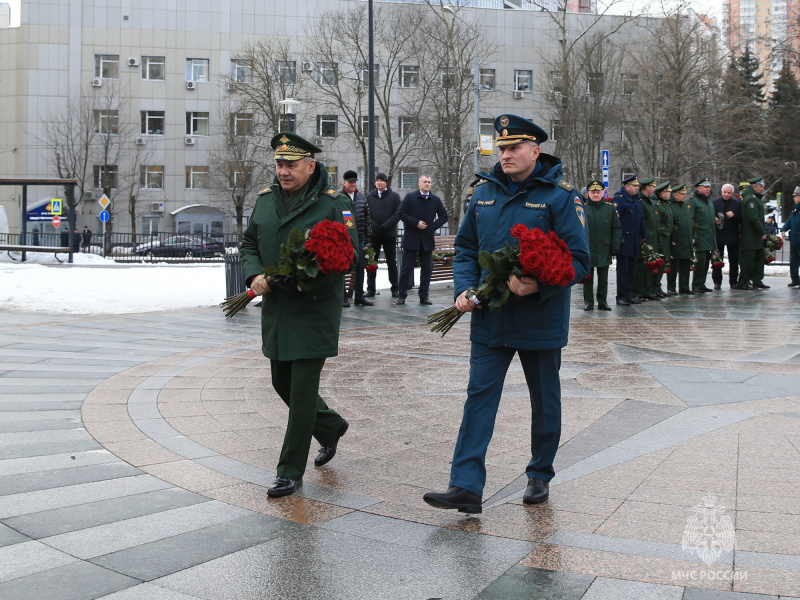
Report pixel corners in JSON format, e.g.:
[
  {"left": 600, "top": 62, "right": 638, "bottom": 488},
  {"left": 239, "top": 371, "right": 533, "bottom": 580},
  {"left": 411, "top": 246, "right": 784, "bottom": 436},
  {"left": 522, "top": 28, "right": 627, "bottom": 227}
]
[{"left": 0, "top": 251, "right": 399, "bottom": 314}]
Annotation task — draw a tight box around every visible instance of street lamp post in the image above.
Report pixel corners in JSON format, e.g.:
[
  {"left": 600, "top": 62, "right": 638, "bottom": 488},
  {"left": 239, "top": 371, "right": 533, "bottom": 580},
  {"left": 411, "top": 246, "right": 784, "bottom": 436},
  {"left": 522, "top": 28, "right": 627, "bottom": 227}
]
[
  {"left": 278, "top": 98, "right": 300, "bottom": 132},
  {"left": 443, "top": 5, "right": 480, "bottom": 177}
]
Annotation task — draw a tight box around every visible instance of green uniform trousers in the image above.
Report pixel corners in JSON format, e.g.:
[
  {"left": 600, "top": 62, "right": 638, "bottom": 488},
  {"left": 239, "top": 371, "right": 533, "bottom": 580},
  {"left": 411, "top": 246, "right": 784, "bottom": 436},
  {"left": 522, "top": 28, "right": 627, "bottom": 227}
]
[
  {"left": 583, "top": 266, "right": 609, "bottom": 305},
  {"left": 270, "top": 358, "right": 345, "bottom": 481},
  {"left": 667, "top": 258, "right": 691, "bottom": 293},
  {"left": 692, "top": 250, "right": 711, "bottom": 290},
  {"left": 739, "top": 248, "right": 765, "bottom": 286},
  {"left": 632, "top": 260, "right": 650, "bottom": 297}
]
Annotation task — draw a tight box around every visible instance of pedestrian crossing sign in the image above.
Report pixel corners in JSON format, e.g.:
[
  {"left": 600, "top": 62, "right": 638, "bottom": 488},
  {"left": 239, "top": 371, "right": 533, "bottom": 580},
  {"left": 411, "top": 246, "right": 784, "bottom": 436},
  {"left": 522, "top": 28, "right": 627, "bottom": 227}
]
[{"left": 51, "top": 199, "right": 62, "bottom": 215}]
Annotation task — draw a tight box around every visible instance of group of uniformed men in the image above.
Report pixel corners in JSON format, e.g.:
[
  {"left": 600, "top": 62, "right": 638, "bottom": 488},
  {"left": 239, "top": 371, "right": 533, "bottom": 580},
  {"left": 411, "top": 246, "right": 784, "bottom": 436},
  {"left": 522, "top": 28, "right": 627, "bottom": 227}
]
[{"left": 582, "top": 174, "right": 779, "bottom": 310}]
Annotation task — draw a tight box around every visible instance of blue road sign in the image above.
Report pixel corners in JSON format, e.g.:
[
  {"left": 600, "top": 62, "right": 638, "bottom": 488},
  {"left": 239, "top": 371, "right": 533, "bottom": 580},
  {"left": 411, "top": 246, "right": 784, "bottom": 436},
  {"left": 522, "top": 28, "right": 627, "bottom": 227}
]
[
  {"left": 51, "top": 199, "right": 62, "bottom": 215},
  {"left": 99, "top": 210, "right": 110, "bottom": 222},
  {"left": 601, "top": 150, "right": 609, "bottom": 168}
]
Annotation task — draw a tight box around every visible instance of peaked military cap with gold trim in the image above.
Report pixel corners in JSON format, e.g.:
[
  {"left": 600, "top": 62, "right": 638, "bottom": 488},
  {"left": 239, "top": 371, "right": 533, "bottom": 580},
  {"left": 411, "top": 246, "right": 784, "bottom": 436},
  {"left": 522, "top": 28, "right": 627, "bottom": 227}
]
[
  {"left": 494, "top": 114, "right": 548, "bottom": 146},
  {"left": 747, "top": 176, "right": 765, "bottom": 186},
  {"left": 694, "top": 177, "right": 711, "bottom": 187},
  {"left": 671, "top": 184, "right": 687, "bottom": 194},
  {"left": 654, "top": 181, "right": 672, "bottom": 194},
  {"left": 639, "top": 177, "right": 656, "bottom": 186},
  {"left": 271, "top": 131, "right": 322, "bottom": 161},
  {"left": 622, "top": 174, "right": 639, "bottom": 186},
  {"left": 586, "top": 179, "right": 605, "bottom": 191}
]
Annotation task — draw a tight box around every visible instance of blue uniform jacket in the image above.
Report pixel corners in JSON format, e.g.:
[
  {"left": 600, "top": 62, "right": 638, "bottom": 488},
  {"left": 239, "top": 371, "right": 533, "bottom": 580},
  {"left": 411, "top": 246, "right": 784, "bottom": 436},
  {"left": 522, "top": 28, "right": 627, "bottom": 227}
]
[
  {"left": 781, "top": 205, "right": 800, "bottom": 244},
  {"left": 454, "top": 155, "right": 590, "bottom": 350},
  {"left": 398, "top": 190, "right": 448, "bottom": 251},
  {"left": 613, "top": 187, "right": 648, "bottom": 257}
]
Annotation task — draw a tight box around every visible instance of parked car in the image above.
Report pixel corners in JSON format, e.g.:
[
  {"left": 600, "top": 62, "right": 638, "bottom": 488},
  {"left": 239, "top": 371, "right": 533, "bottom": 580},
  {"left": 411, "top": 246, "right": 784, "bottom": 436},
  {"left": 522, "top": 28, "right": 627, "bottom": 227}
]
[{"left": 137, "top": 235, "right": 223, "bottom": 258}]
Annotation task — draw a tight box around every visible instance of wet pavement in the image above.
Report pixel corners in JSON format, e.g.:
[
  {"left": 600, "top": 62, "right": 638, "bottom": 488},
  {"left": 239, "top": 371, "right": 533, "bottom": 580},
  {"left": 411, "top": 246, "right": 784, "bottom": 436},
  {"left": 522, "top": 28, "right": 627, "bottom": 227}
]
[{"left": 1, "top": 273, "right": 800, "bottom": 599}]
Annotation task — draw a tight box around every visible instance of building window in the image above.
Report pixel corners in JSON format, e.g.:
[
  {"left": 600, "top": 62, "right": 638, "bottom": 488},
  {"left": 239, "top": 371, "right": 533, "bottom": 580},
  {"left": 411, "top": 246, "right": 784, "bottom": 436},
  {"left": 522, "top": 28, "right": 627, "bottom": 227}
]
[
  {"left": 439, "top": 67, "right": 456, "bottom": 88},
  {"left": 230, "top": 113, "right": 253, "bottom": 136},
  {"left": 550, "top": 120, "right": 562, "bottom": 142},
  {"left": 438, "top": 118, "right": 457, "bottom": 145},
  {"left": 514, "top": 69, "right": 533, "bottom": 91},
  {"left": 141, "top": 110, "right": 165, "bottom": 135},
  {"left": 316, "top": 62, "right": 337, "bottom": 86},
  {"left": 622, "top": 74, "right": 638, "bottom": 95},
  {"left": 479, "top": 118, "right": 494, "bottom": 137},
  {"left": 360, "top": 115, "right": 379, "bottom": 136},
  {"left": 93, "top": 165, "right": 118, "bottom": 189},
  {"left": 550, "top": 70, "right": 562, "bottom": 94},
  {"left": 140, "top": 165, "right": 164, "bottom": 189},
  {"left": 186, "top": 166, "right": 209, "bottom": 189},
  {"left": 479, "top": 68, "right": 495, "bottom": 90},
  {"left": 94, "top": 54, "right": 119, "bottom": 79},
  {"left": 230, "top": 59, "right": 252, "bottom": 83},
  {"left": 317, "top": 115, "right": 338, "bottom": 138},
  {"left": 399, "top": 65, "right": 419, "bottom": 88},
  {"left": 230, "top": 166, "right": 252, "bottom": 188},
  {"left": 399, "top": 116, "right": 416, "bottom": 138},
  {"left": 359, "top": 64, "right": 379, "bottom": 86},
  {"left": 327, "top": 166, "right": 338, "bottom": 187},
  {"left": 621, "top": 121, "right": 637, "bottom": 146},
  {"left": 587, "top": 72, "right": 604, "bottom": 95},
  {"left": 93, "top": 110, "right": 119, "bottom": 134},
  {"left": 141, "top": 56, "right": 165, "bottom": 81},
  {"left": 186, "top": 112, "right": 210, "bottom": 136},
  {"left": 279, "top": 114, "right": 296, "bottom": 132},
  {"left": 400, "top": 168, "right": 419, "bottom": 190},
  {"left": 141, "top": 216, "right": 160, "bottom": 235},
  {"left": 186, "top": 58, "right": 209, "bottom": 82},
  {"left": 276, "top": 60, "right": 296, "bottom": 85}
]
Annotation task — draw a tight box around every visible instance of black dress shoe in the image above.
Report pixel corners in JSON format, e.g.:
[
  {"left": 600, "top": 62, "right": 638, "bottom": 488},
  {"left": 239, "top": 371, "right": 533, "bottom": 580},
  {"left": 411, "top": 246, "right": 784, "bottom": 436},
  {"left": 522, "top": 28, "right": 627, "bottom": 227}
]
[
  {"left": 679, "top": 290, "right": 696, "bottom": 295},
  {"left": 314, "top": 419, "right": 349, "bottom": 467},
  {"left": 735, "top": 284, "right": 754, "bottom": 290},
  {"left": 629, "top": 297, "right": 644, "bottom": 304},
  {"left": 423, "top": 486, "right": 482, "bottom": 514},
  {"left": 267, "top": 477, "right": 302, "bottom": 497},
  {"left": 584, "top": 304, "right": 594, "bottom": 311},
  {"left": 354, "top": 298, "right": 374, "bottom": 306},
  {"left": 666, "top": 290, "right": 678, "bottom": 296},
  {"left": 420, "top": 298, "right": 433, "bottom": 305},
  {"left": 391, "top": 291, "right": 399, "bottom": 298},
  {"left": 713, "top": 284, "right": 721, "bottom": 290},
  {"left": 364, "top": 291, "right": 376, "bottom": 298},
  {"left": 342, "top": 299, "right": 351, "bottom": 307},
  {"left": 753, "top": 283, "right": 770, "bottom": 289},
  {"left": 598, "top": 304, "right": 612, "bottom": 311},
  {"left": 615, "top": 298, "right": 630, "bottom": 306},
  {"left": 701, "top": 286, "right": 714, "bottom": 292},
  {"left": 522, "top": 478, "right": 549, "bottom": 504},
  {"left": 646, "top": 294, "right": 661, "bottom": 300},
  {"left": 657, "top": 291, "right": 668, "bottom": 298},
  {"left": 395, "top": 297, "right": 406, "bottom": 305}
]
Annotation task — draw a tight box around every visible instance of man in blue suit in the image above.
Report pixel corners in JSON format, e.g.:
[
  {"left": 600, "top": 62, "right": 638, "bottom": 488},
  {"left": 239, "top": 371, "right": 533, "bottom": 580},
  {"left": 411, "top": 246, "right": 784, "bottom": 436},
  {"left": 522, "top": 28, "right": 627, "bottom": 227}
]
[
  {"left": 613, "top": 175, "right": 648, "bottom": 306},
  {"left": 422, "top": 114, "right": 589, "bottom": 513},
  {"left": 396, "top": 175, "right": 448, "bottom": 305}
]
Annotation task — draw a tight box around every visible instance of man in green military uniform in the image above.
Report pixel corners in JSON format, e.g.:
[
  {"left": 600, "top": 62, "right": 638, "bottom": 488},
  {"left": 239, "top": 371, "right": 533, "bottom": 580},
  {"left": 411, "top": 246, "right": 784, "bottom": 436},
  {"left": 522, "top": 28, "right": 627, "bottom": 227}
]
[
  {"left": 583, "top": 179, "right": 621, "bottom": 311},
  {"left": 653, "top": 182, "right": 673, "bottom": 296},
  {"left": 667, "top": 184, "right": 694, "bottom": 294},
  {"left": 737, "top": 177, "right": 769, "bottom": 290},
  {"left": 689, "top": 178, "right": 716, "bottom": 293},
  {"left": 241, "top": 132, "right": 359, "bottom": 497},
  {"left": 632, "top": 177, "right": 659, "bottom": 300}
]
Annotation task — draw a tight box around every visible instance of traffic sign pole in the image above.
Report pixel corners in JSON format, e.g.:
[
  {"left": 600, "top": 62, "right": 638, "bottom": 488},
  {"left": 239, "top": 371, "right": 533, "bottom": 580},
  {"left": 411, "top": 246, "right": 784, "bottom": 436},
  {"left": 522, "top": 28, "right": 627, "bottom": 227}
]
[{"left": 601, "top": 150, "right": 610, "bottom": 197}]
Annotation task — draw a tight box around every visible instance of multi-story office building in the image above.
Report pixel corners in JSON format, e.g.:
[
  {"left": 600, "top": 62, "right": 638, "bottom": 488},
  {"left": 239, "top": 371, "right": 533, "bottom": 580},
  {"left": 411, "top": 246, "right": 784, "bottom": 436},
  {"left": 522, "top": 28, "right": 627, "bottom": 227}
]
[{"left": 1, "top": 0, "right": 647, "bottom": 239}]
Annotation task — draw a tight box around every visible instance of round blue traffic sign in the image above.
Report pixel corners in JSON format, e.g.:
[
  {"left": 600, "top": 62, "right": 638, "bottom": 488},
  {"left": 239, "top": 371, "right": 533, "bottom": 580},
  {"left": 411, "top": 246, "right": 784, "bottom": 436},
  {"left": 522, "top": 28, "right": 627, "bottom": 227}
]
[{"left": 99, "top": 210, "right": 110, "bottom": 222}]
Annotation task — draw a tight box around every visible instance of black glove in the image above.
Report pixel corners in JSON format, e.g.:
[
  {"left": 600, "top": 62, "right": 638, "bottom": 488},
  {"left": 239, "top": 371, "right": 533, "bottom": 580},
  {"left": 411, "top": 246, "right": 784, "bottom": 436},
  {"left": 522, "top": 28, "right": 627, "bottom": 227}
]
[{"left": 273, "top": 276, "right": 300, "bottom": 300}]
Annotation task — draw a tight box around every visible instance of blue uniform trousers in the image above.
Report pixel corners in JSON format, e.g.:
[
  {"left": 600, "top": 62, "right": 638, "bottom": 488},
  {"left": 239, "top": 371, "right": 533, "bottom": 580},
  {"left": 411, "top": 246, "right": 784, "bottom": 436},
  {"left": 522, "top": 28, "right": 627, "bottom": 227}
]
[
  {"left": 616, "top": 255, "right": 636, "bottom": 301},
  {"left": 790, "top": 241, "right": 800, "bottom": 285},
  {"left": 449, "top": 342, "right": 562, "bottom": 497},
  {"left": 399, "top": 248, "right": 432, "bottom": 299}
]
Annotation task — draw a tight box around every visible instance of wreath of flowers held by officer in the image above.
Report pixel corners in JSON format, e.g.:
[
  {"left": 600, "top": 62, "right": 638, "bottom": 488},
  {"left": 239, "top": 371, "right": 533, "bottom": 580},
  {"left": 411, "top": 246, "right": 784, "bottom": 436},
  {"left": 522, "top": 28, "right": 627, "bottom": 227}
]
[
  {"left": 220, "top": 218, "right": 354, "bottom": 318},
  {"left": 428, "top": 224, "right": 575, "bottom": 336}
]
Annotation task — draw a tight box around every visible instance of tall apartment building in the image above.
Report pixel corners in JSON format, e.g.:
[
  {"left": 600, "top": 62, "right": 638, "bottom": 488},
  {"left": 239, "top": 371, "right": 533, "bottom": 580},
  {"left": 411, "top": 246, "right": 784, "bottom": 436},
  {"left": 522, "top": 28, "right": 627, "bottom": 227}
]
[
  {"left": 1, "top": 0, "right": 643, "bottom": 239},
  {"left": 724, "top": 0, "right": 800, "bottom": 91}
]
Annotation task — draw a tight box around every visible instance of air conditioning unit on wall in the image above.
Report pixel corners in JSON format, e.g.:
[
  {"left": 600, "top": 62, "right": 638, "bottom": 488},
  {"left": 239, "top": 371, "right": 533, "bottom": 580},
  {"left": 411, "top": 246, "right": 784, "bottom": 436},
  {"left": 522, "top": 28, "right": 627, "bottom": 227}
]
[
  {"left": 186, "top": 80, "right": 196, "bottom": 90},
  {"left": 91, "top": 77, "right": 103, "bottom": 87},
  {"left": 302, "top": 61, "right": 313, "bottom": 72},
  {"left": 128, "top": 57, "right": 139, "bottom": 67},
  {"left": 185, "top": 137, "right": 196, "bottom": 145},
  {"left": 513, "top": 90, "right": 525, "bottom": 99},
  {"left": 135, "top": 137, "right": 146, "bottom": 145},
  {"left": 150, "top": 202, "right": 164, "bottom": 213}
]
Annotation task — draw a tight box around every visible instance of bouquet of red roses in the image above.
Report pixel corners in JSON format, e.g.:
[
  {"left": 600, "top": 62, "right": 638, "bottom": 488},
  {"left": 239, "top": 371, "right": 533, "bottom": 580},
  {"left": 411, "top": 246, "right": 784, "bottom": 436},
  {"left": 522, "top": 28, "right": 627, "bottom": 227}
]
[
  {"left": 220, "top": 218, "right": 354, "bottom": 318},
  {"left": 640, "top": 243, "right": 665, "bottom": 274},
  {"left": 764, "top": 234, "right": 782, "bottom": 264},
  {"left": 711, "top": 249, "right": 725, "bottom": 270},
  {"left": 364, "top": 244, "right": 378, "bottom": 274},
  {"left": 427, "top": 224, "right": 575, "bottom": 336}
]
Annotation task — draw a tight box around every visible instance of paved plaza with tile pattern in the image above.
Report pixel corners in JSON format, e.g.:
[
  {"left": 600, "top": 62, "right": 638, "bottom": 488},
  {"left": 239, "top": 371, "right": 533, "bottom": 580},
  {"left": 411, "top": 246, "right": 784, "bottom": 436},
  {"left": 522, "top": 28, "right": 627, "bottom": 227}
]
[{"left": 1, "top": 274, "right": 800, "bottom": 599}]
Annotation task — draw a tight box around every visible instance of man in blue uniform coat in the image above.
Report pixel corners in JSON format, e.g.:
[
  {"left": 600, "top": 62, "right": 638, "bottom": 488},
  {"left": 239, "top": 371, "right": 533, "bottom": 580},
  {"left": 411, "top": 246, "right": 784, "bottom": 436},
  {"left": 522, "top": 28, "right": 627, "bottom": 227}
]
[
  {"left": 422, "top": 114, "right": 590, "bottom": 513},
  {"left": 613, "top": 175, "right": 648, "bottom": 305}
]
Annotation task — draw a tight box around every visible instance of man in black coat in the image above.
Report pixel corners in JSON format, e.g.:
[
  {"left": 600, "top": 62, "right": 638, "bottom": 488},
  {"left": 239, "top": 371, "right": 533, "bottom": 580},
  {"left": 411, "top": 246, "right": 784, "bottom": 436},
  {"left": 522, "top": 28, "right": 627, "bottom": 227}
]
[
  {"left": 59, "top": 227, "right": 69, "bottom": 248},
  {"left": 712, "top": 183, "right": 742, "bottom": 289},
  {"left": 341, "top": 170, "right": 372, "bottom": 307},
  {"left": 81, "top": 226, "right": 92, "bottom": 252},
  {"left": 396, "top": 174, "right": 448, "bottom": 305},
  {"left": 365, "top": 172, "right": 401, "bottom": 298}
]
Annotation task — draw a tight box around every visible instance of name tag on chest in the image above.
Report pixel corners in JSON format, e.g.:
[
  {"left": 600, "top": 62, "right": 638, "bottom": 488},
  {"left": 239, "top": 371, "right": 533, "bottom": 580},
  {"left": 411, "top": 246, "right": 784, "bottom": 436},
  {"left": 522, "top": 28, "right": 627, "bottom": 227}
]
[
  {"left": 475, "top": 199, "right": 495, "bottom": 207},
  {"left": 524, "top": 202, "right": 546, "bottom": 209}
]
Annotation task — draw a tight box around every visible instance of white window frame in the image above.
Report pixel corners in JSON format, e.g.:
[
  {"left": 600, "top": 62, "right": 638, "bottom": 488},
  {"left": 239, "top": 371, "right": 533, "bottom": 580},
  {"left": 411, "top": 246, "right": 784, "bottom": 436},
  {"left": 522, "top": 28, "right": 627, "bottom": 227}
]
[
  {"left": 141, "top": 56, "right": 165, "bottom": 81},
  {"left": 550, "top": 119, "right": 562, "bottom": 142},
  {"left": 586, "top": 72, "right": 604, "bottom": 95},
  {"left": 186, "top": 166, "right": 209, "bottom": 189},
  {"left": 186, "top": 112, "right": 210, "bottom": 136},
  {"left": 93, "top": 110, "right": 119, "bottom": 134},
  {"left": 439, "top": 67, "right": 456, "bottom": 88},
  {"left": 479, "top": 68, "right": 495, "bottom": 90},
  {"left": 360, "top": 115, "right": 378, "bottom": 136},
  {"left": 400, "top": 168, "right": 419, "bottom": 190},
  {"left": 550, "top": 70, "right": 563, "bottom": 94},
  {"left": 316, "top": 62, "right": 337, "bottom": 86},
  {"left": 140, "top": 165, "right": 164, "bottom": 189},
  {"left": 231, "top": 113, "right": 253, "bottom": 136},
  {"left": 399, "top": 65, "right": 419, "bottom": 88},
  {"left": 317, "top": 114, "right": 338, "bottom": 138},
  {"left": 514, "top": 69, "right": 532, "bottom": 92},
  {"left": 399, "top": 116, "right": 416, "bottom": 138},
  {"left": 230, "top": 59, "right": 252, "bottom": 83},
  {"left": 94, "top": 54, "right": 119, "bottom": 79},
  {"left": 359, "top": 64, "right": 379, "bottom": 87},
  {"left": 93, "top": 165, "right": 118, "bottom": 189},
  {"left": 327, "top": 166, "right": 338, "bottom": 187},
  {"left": 186, "top": 58, "right": 210, "bottom": 83},
  {"left": 230, "top": 166, "right": 252, "bottom": 188},
  {"left": 141, "top": 110, "right": 165, "bottom": 135},
  {"left": 276, "top": 60, "right": 296, "bottom": 85}
]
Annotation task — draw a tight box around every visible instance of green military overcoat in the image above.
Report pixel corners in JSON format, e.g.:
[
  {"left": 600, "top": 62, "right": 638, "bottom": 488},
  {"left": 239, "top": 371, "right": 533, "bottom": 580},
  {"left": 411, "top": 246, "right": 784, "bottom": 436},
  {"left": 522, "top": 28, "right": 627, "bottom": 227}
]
[
  {"left": 241, "top": 163, "right": 359, "bottom": 361},
  {"left": 688, "top": 191, "right": 716, "bottom": 252},
  {"left": 640, "top": 194, "right": 662, "bottom": 252},
  {"left": 740, "top": 187, "right": 766, "bottom": 250},
  {"left": 585, "top": 199, "right": 621, "bottom": 268},
  {"left": 669, "top": 199, "right": 694, "bottom": 259},
  {"left": 658, "top": 199, "right": 674, "bottom": 260}
]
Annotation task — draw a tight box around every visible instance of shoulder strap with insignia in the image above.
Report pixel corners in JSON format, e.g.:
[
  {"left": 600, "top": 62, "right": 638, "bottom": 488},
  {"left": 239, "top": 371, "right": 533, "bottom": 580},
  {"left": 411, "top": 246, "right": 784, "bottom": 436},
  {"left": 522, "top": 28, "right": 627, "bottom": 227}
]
[
  {"left": 558, "top": 181, "right": 574, "bottom": 191},
  {"left": 259, "top": 187, "right": 272, "bottom": 195},
  {"left": 325, "top": 188, "right": 340, "bottom": 199},
  {"left": 471, "top": 177, "right": 488, "bottom": 188}
]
